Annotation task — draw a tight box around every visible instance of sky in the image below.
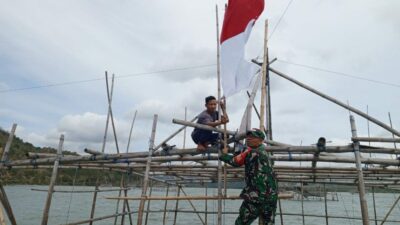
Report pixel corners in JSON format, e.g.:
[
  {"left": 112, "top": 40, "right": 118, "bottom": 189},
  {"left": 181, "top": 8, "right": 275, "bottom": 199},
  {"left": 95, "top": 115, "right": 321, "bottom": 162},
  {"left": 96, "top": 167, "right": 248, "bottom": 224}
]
[{"left": 1, "top": 0, "right": 400, "bottom": 160}]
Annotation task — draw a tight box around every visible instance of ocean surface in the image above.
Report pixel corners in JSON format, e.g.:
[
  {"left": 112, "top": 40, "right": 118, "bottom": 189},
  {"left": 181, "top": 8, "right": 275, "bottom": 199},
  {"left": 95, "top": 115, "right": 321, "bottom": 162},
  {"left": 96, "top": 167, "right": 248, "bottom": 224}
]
[{"left": 2, "top": 185, "right": 400, "bottom": 225}]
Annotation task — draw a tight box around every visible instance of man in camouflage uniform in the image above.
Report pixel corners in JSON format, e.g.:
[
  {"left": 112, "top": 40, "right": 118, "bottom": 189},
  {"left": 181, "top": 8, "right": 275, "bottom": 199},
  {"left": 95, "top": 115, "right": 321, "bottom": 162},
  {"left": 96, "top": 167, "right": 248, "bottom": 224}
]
[{"left": 220, "top": 128, "right": 277, "bottom": 225}]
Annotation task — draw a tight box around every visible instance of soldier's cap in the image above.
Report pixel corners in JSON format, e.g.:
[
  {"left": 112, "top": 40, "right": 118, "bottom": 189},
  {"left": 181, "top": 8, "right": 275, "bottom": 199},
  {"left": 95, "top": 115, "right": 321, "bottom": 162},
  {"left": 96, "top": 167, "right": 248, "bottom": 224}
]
[{"left": 246, "top": 128, "right": 265, "bottom": 140}]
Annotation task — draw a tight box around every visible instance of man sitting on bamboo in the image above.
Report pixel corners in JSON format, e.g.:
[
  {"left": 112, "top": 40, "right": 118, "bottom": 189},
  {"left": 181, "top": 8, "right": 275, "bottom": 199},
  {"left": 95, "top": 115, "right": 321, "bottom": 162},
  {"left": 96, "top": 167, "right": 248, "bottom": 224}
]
[
  {"left": 191, "top": 96, "right": 229, "bottom": 151},
  {"left": 220, "top": 129, "right": 277, "bottom": 225}
]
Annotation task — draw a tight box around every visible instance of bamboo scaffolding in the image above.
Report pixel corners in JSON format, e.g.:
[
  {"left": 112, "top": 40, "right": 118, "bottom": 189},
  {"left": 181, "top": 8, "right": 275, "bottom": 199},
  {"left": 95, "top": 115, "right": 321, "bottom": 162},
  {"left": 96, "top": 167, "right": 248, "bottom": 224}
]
[
  {"left": 3, "top": 59, "right": 400, "bottom": 225},
  {"left": 0, "top": 205, "right": 5, "bottom": 225},
  {"left": 269, "top": 67, "right": 400, "bottom": 137},
  {"left": 31, "top": 188, "right": 129, "bottom": 193},
  {"left": 379, "top": 194, "right": 400, "bottom": 225},
  {"left": 154, "top": 116, "right": 198, "bottom": 152},
  {"left": 137, "top": 114, "right": 158, "bottom": 225},
  {"left": 162, "top": 184, "right": 170, "bottom": 225},
  {"left": 180, "top": 187, "right": 206, "bottom": 225},
  {"left": 350, "top": 116, "right": 370, "bottom": 225},
  {"left": 65, "top": 209, "right": 400, "bottom": 224},
  {"left": 353, "top": 137, "right": 400, "bottom": 143},
  {"left": 173, "top": 185, "right": 181, "bottom": 225},
  {"left": 41, "top": 134, "right": 64, "bottom": 225},
  {"left": 106, "top": 193, "right": 294, "bottom": 201},
  {"left": 0, "top": 124, "right": 17, "bottom": 225}
]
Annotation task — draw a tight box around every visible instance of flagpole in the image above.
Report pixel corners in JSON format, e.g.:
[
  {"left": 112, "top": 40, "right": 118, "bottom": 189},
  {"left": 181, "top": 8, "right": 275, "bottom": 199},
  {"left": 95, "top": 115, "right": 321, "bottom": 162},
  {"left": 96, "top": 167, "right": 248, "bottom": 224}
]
[
  {"left": 215, "top": 4, "right": 223, "bottom": 225},
  {"left": 260, "top": 20, "right": 268, "bottom": 132},
  {"left": 259, "top": 19, "right": 270, "bottom": 225}
]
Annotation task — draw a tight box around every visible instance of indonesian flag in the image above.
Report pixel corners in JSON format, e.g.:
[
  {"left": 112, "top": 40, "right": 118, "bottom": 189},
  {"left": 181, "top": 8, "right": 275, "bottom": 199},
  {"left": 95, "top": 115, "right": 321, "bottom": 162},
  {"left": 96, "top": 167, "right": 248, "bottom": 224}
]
[{"left": 220, "top": 0, "right": 264, "bottom": 97}]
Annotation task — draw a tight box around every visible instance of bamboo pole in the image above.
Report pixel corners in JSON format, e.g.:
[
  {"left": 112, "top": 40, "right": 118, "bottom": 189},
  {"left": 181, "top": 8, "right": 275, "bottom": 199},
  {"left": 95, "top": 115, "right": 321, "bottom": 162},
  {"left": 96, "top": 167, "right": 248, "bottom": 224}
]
[
  {"left": 350, "top": 115, "right": 370, "bottom": 225},
  {"left": 260, "top": 19, "right": 268, "bottom": 132},
  {"left": 31, "top": 188, "right": 129, "bottom": 193},
  {"left": 162, "top": 185, "right": 170, "bottom": 225},
  {"left": 379, "top": 194, "right": 400, "bottom": 225},
  {"left": 137, "top": 114, "right": 158, "bottom": 225},
  {"left": 324, "top": 184, "right": 328, "bottom": 225},
  {"left": 105, "top": 73, "right": 120, "bottom": 153},
  {"left": 154, "top": 116, "right": 198, "bottom": 151},
  {"left": 269, "top": 67, "right": 400, "bottom": 137},
  {"left": 41, "top": 134, "right": 64, "bottom": 225},
  {"left": 101, "top": 71, "right": 115, "bottom": 153},
  {"left": 388, "top": 112, "right": 398, "bottom": 157},
  {"left": 107, "top": 193, "right": 294, "bottom": 201},
  {"left": 26, "top": 152, "right": 57, "bottom": 159},
  {"left": 9, "top": 149, "right": 400, "bottom": 167},
  {"left": 126, "top": 110, "right": 138, "bottom": 153},
  {"left": 0, "top": 182, "right": 17, "bottom": 225},
  {"left": 144, "top": 183, "right": 153, "bottom": 225},
  {"left": 0, "top": 124, "right": 17, "bottom": 167},
  {"left": 301, "top": 182, "right": 304, "bottom": 225},
  {"left": 240, "top": 74, "right": 261, "bottom": 133},
  {"left": 215, "top": 4, "right": 223, "bottom": 225},
  {"left": 180, "top": 187, "right": 206, "bottom": 225},
  {"left": 173, "top": 186, "right": 181, "bottom": 225},
  {"left": 0, "top": 124, "right": 17, "bottom": 225},
  {"left": 89, "top": 74, "right": 114, "bottom": 222},
  {"left": 183, "top": 107, "right": 187, "bottom": 150},
  {"left": 372, "top": 187, "right": 378, "bottom": 225},
  {"left": 113, "top": 177, "right": 124, "bottom": 225},
  {"left": 62, "top": 210, "right": 400, "bottom": 224},
  {"left": 63, "top": 211, "right": 136, "bottom": 225},
  {"left": 352, "top": 137, "right": 400, "bottom": 143},
  {"left": 278, "top": 198, "right": 284, "bottom": 225},
  {"left": 0, "top": 205, "right": 5, "bottom": 225},
  {"left": 205, "top": 185, "right": 208, "bottom": 225},
  {"left": 122, "top": 179, "right": 133, "bottom": 225},
  {"left": 88, "top": 177, "right": 99, "bottom": 225}
]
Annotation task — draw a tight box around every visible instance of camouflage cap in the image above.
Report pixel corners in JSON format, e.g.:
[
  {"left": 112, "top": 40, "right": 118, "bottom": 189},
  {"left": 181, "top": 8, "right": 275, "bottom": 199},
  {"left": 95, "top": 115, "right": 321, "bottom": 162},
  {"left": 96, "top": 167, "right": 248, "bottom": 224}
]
[{"left": 246, "top": 128, "right": 265, "bottom": 140}]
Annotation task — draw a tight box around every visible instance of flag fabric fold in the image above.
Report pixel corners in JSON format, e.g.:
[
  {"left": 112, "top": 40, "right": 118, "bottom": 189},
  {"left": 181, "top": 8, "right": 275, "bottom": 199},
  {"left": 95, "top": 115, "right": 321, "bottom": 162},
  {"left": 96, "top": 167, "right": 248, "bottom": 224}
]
[{"left": 220, "top": 0, "right": 264, "bottom": 97}]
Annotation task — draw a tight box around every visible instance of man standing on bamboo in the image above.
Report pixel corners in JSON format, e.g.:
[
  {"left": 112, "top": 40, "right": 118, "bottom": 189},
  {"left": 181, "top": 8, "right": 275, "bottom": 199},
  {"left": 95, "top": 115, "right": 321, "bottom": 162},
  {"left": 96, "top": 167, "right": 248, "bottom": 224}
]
[{"left": 220, "top": 129, "right": 277, "bottom": 225}]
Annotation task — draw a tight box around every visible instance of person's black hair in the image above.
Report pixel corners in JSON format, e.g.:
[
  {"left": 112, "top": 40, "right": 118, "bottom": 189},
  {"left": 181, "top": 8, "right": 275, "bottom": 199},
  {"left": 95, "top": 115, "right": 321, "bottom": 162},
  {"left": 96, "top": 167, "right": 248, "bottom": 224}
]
[{"left": 205, "top": 96, "right": 216, "bottom": 104}]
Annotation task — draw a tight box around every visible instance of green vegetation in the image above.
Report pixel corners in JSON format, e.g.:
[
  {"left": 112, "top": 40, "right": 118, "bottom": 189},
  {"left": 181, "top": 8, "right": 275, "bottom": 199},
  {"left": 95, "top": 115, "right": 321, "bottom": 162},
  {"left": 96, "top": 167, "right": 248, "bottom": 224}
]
[{"left": 0, "top": 127, "right": 141, "bottom": 186}]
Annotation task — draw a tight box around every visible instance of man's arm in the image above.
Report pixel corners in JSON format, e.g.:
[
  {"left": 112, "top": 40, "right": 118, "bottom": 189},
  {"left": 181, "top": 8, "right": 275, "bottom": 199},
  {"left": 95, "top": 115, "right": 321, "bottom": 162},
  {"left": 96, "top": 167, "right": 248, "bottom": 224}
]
[
  {"left": 220, "top": 148, "right": 251, "bottom": 167},
  {"left": 205, "top": 120, "right": 224, "bottom": 127}
]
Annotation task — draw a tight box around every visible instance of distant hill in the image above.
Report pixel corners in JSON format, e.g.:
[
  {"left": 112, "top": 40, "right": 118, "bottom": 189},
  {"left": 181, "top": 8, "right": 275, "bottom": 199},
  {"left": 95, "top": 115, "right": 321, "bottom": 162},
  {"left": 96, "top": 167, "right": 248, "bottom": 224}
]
[{"left": 0, "top": 127, "right": 140, "bottom": 186}]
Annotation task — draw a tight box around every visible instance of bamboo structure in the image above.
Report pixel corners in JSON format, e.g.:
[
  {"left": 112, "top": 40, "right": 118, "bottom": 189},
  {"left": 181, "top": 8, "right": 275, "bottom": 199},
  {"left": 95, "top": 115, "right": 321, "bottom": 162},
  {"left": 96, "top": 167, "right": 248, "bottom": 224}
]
[
  {"left": 41, "top": 135, "right": 64, "bottom": 225},
  {"left": 2, "top": 75, "right": 400, "bottom": 225},
  {"left": 2, "top": 11, "right": 400, "bottom": 225}
]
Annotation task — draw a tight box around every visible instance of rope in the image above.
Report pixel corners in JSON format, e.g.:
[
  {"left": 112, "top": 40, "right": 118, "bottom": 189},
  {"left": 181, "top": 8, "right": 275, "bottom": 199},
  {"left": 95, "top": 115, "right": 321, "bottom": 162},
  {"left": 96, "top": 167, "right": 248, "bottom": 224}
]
[
  {"left": 288, "top": 151, "right": 293, "bottom": 161},
  {"left": 65, "top": 167, "right": 79, "bottom": 224}
]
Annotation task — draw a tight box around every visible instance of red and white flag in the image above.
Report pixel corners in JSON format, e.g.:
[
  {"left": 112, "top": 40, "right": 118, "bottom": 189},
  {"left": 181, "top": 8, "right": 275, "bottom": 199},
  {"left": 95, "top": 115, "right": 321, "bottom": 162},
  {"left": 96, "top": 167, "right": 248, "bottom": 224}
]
[{"left": 220, "top": 0, "right": 264, "bottom": 97}]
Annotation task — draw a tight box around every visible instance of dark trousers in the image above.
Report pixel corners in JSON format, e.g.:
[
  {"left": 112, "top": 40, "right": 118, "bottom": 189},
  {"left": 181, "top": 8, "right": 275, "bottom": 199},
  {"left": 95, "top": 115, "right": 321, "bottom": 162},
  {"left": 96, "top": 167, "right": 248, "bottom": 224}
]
[
  {"left": 235, "top": 198, "right": 277, "bottom": 225},
  {"left": 191, "top": 130, "right": 219, "bottom": 145}
]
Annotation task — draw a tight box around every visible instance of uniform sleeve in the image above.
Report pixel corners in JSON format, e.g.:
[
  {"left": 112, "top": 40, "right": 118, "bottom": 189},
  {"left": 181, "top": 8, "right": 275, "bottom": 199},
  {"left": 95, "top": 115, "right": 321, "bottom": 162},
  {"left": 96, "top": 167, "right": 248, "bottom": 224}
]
[{"left": 219, "top": 154, "right": 240, "bottom": 167}]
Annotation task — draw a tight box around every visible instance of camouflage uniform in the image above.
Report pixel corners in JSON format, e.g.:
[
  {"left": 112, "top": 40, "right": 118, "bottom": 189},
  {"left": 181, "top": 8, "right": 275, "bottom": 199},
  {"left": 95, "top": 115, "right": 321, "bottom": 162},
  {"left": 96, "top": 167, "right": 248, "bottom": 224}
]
[{"left": 220, "top": 133, "right": 277, "bottom": 225}]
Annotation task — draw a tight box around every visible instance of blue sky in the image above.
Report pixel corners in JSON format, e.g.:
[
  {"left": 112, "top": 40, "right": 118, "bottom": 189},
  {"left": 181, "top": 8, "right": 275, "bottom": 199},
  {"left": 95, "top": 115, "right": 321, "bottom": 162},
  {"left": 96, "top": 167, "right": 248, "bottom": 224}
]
[{"left": 1, "top": 0, "right": 400, "bottom": 157}]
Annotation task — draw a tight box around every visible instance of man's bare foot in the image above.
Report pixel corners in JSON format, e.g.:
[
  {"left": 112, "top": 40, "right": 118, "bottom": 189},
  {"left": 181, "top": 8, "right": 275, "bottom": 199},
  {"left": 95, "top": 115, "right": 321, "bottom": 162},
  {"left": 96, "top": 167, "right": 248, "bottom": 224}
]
[{"left": 197, "top": 143, "right": 207, "bottom": 151}]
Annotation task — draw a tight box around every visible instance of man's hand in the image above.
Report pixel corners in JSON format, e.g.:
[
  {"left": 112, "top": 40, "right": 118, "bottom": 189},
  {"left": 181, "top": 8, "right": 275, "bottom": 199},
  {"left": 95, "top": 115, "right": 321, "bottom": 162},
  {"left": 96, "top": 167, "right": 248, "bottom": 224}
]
[
  {"left": 221, "top": 115, "right": 229, "bottom": 124},
  {"left": 220, "top": 100, "right": 226, "bottom": 110}
]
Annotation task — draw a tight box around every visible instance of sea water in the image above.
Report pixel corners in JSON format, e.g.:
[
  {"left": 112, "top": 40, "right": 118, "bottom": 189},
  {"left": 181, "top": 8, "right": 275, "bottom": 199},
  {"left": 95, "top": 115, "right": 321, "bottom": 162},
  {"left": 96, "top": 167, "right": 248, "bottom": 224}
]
[{"left": 3, "top": 185, "right": 400, "bottom": 225}]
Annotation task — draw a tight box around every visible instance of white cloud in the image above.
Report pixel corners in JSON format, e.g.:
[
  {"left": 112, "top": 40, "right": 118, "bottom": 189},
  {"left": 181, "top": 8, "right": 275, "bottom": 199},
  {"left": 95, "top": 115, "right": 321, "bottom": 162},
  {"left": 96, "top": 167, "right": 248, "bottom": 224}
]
[
  {"left": 0, "top": 82, "right": 8, "bottom": 90},
  {"left": 1, "top": 0, "right": 399, "bottom": 157}
]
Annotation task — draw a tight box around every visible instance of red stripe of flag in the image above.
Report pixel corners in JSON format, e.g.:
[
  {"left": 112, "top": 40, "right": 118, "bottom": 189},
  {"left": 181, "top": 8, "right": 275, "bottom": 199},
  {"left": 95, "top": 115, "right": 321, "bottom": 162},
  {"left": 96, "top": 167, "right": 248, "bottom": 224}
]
[{"left": 220, "top": 0, "right": 265, "bottom": 44}]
